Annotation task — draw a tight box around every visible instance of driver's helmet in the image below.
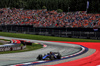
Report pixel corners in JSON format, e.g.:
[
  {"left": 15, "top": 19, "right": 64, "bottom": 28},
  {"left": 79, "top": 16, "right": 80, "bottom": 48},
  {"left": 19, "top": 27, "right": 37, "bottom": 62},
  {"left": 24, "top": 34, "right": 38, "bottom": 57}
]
[{"left": 50, "top": 51, "right": 52, "bottom": 54}]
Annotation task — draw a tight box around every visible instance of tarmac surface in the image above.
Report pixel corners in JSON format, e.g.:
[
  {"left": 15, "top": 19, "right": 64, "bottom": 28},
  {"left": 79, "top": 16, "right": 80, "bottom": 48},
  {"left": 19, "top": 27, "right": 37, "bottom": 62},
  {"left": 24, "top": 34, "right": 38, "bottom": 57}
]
[{"left": 0, "top": 36, "right": 96, "bottom": 66}]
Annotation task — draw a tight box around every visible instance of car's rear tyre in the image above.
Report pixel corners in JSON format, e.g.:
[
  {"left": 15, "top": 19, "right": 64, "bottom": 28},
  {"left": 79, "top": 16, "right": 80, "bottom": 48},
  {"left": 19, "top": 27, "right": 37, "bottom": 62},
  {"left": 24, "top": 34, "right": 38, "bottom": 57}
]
[
  {"left": 57, "top": 53, "right": 61, "bottom": 59},
  {"left": 37, "top": 54, "right": 42, "bottom": 60}
]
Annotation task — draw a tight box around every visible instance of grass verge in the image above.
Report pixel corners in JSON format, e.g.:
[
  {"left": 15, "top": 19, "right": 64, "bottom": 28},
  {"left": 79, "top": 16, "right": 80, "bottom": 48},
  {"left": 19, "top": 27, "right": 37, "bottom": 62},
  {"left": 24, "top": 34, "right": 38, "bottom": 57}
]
[
  {"left": 0, "top": 39, "right": 10, "bottom": 41},
  {"left": 0, "top": 43, "right": 3, "bottom": 45},
  {"left": 0, "top": 32, "right": 100, "bottom": 42}
]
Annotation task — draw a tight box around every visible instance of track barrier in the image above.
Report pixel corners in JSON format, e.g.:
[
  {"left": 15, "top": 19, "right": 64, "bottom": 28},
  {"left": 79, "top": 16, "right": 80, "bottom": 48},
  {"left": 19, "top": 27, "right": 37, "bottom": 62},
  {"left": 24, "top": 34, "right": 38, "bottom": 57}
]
[{"left": 0, "top": 46, "right": 26, "bottom": 51}]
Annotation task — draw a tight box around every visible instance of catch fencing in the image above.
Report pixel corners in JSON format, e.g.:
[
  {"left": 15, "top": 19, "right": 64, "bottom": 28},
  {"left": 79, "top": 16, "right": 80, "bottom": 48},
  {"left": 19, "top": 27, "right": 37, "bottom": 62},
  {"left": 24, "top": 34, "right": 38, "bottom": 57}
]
[{"left": 0, "top": 25, "right": 100, "bottom": 40}]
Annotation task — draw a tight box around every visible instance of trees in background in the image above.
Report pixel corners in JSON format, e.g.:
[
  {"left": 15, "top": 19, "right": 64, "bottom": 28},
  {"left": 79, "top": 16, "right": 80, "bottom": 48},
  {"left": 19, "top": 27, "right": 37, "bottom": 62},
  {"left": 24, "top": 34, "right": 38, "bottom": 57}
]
[
  {"left": 57, "top": 9, "right": 63, "bottom": 13},
  {"left": 0, "top": 0, "right": 99, "bottom": 13}
]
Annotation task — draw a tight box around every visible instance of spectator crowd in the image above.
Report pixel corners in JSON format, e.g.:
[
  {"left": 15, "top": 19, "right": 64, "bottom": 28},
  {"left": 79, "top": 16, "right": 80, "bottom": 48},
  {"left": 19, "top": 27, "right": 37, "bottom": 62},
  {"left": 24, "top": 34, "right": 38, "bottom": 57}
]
[{"left": 0, "top": 8, "right": 100, "bottom": 28}]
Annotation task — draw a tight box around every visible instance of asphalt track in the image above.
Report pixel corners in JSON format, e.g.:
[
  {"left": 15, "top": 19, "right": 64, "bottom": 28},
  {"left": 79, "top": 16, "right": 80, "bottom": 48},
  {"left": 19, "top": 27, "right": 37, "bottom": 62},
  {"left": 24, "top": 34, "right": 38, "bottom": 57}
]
[{"left": 0, "top": 36, "right": 96, "bottom": 66}]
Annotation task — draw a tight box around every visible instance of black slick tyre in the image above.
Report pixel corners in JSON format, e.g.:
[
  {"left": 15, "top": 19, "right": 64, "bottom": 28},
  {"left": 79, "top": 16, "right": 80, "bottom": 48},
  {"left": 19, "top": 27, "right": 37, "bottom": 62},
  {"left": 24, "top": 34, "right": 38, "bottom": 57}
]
[{"left": 37, "top": 54, "right": 42, "bottom": 60}]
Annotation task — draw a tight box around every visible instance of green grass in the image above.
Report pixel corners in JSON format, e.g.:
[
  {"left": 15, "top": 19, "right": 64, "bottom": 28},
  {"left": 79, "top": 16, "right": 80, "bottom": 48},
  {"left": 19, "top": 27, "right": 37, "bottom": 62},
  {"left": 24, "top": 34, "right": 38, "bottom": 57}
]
[
  {"left": 0, "top": 43, "right": 3, "bottom": 45},
  {"left": 0, "top": 39, "right": 10, "bottom": 41},
  {"left": 0, "top": 32, "right": 100, "bottom": 54},
  {"left": 0, "top": 43, "right": 42, "bottom": 54},
  {"left": 0, "top": 38, "right": 42, "bottom": 54},
  {"left": 0, "top": 32, "right": 100, "bottom": 42}
]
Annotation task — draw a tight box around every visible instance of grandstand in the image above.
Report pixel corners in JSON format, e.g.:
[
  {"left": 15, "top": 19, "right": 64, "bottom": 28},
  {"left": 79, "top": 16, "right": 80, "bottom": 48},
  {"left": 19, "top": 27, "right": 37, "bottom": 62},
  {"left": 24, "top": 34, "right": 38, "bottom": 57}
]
[{"left": 0, "top": 8, "right": 100, "bottom": 28}]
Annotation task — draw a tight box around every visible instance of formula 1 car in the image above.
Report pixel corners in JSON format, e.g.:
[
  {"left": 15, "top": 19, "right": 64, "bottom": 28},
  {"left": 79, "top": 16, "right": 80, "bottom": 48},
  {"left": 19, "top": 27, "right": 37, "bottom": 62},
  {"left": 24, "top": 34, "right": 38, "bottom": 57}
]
[{"left": 37, "top": 52, "right": 61, "bottom": 60}]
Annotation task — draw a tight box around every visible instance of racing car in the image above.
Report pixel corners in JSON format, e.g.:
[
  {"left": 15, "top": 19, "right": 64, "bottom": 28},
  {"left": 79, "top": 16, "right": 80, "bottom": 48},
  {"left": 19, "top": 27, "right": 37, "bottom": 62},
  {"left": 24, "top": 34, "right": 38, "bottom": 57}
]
[{"left": 37, "top": 51, "right": 61, "bottom": 60}]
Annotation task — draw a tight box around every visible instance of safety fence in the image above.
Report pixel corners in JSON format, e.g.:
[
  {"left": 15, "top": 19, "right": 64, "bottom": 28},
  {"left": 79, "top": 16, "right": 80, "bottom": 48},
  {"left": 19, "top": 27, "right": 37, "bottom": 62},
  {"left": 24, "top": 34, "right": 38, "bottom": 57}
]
[{"left": 0, "top": 25, "right": 100, "bottom": 40}]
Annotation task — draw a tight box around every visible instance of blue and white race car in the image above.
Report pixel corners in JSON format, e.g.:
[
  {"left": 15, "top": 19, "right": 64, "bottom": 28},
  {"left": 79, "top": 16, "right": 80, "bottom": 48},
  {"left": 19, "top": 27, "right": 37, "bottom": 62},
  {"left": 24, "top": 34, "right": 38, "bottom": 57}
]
[{"left": 37, "top": 52, "right": 61, "bottom": 60}]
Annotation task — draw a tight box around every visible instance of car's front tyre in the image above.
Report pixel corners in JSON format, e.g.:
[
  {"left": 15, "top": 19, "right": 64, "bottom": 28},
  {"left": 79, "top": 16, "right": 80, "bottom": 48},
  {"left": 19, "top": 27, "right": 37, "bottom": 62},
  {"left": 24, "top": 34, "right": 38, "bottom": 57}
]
[{"left": 37, "top": 54, "right": 42, "bottom": 60}]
